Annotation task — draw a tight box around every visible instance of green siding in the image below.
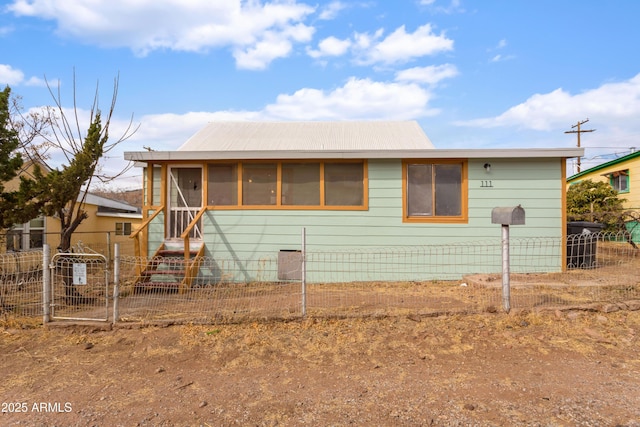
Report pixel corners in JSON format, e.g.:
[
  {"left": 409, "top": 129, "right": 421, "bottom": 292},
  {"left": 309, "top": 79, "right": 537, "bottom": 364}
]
[
  {"left": 147, "top": 211, "right": 165, "bottom": 257},
  {"left": 152, "top": 166, "right": 162, "bottom": 206},
  {"left": 191, "top": 158, "right": 564, "bottom": 282}
]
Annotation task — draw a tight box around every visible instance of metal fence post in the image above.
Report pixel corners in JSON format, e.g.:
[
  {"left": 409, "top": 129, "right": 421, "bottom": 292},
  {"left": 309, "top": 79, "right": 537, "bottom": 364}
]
[
  {"left": 491, "top": 206, "right": 525, "bottom": 314},
  {"left": 301, "top": 227, "right": 306, "bottom": 318},
  {"left": 113, "top": 243, "right": 120, "bottom": 325},
  {"left": 501, "top": 225, "right": 511, "bottom": 314},
  {"left": 42, "top": 244, "right": 51, "bottom": 324},
  {"left": 107, "top": 231, "right": 112, "bottom": 264}
]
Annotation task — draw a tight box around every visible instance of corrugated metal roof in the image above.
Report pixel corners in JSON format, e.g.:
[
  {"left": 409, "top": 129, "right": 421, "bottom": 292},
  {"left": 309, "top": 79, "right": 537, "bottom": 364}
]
[
  {"left": 177, "top": 121, "right": 434, "bottom": 152},
  {"left": 82, "top": 192, "right": 140, "bottom": 213}
]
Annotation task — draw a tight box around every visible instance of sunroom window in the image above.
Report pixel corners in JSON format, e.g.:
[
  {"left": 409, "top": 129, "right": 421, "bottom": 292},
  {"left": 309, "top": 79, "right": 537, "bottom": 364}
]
[
  {"left": 207, "top": 163, "right": 238, "bottom": 206},
  {"left": 242, "top": 163, "right": 277, "bottom": 205},
  {"left": 282, "top": 163, "right": 320, "bottom": 206},
  {"left": 206, "top": 161, "right": 366, "bottom": 209}
]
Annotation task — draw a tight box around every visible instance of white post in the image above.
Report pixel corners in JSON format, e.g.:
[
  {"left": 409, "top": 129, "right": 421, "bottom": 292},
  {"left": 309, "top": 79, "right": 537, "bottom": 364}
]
[
  {"left": 301, "top": 227, "right": 306, "bottom": 318},
  {"left": 501, "top": 225, "right": 511, "bottom": 313},
  {"left": 113, "top": 243, "right": 120, "bottom": 325},
  {"left": 42, "top": 244, "right": 51, "bottom": 324}
]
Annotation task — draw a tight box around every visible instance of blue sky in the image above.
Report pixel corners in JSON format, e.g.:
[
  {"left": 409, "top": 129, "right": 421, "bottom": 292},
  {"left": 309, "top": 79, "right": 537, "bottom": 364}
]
[{"left": 2, "top": 0, "right": 639, "bottom": 189}]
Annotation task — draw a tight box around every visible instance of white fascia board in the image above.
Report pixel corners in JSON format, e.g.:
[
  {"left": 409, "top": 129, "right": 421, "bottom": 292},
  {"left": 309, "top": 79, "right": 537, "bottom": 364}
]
[
  {"left": 125, "top": 148, "right": 584, "bottom": 161},
  {"left": 95, "top": 212, "right": 143, "bottom": 219}
]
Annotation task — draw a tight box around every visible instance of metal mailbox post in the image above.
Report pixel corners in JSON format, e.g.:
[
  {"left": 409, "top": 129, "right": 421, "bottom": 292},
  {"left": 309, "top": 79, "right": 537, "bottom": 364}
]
[{"left": 491, "top": 205, "right": 525, "bottom": 313}]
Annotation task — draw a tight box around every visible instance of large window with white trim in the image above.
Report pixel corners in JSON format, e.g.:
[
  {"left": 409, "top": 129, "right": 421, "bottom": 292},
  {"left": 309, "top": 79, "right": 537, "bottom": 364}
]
[{"left": 6, "top": 216, "right": 45, "bottom": 251}]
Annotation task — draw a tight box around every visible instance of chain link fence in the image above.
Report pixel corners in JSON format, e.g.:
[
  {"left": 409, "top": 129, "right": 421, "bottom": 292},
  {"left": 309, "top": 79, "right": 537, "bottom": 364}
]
[{"left": 1, "top": 231, "right": 639, "bottom": 326}]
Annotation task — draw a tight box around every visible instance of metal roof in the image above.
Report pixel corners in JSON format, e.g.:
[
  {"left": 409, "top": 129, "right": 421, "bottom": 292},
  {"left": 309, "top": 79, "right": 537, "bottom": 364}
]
[
  {"left": 82, "top": 192, "right": 140, "bottom": 213},
  {"left": 124, "top": 120, "right": 584, "bottom": 162},
  {"left": 176, "top": 121, "right": 434, "bottom": 152}
]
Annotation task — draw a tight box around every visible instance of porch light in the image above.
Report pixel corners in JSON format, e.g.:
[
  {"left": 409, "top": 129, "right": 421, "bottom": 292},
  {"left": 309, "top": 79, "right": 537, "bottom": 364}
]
[{"left": 484, "top": 163, "right": 491, "bottom": 172}]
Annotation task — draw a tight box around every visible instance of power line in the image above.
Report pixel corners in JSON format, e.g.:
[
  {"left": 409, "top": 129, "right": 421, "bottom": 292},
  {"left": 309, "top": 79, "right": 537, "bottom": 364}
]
[{"left": 565, "top": 118, "right": 595, "bottom": 173}]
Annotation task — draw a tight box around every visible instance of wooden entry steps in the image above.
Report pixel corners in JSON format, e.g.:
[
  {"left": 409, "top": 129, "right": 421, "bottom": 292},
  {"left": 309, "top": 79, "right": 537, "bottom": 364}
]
[{"left": 135, "top": 242, "right": 205, "bottom": 293}]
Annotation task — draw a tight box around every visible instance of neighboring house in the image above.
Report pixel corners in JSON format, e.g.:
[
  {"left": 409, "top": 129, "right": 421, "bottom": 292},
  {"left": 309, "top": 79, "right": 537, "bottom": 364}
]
[
  {"left": 566, "top": 150, "right": 640, "bottom": 240},
  {"left": 43, "top": 192, "right": 142, "bottom": 257},
  {"left": 2, "top": 160, "right": 142, "bottom": 256},
  {"left": 566, "top": 150, "right": 640, "bottom": 210},
  {"left": 124, "top": 121, "right": 582, "bottom": 286}
]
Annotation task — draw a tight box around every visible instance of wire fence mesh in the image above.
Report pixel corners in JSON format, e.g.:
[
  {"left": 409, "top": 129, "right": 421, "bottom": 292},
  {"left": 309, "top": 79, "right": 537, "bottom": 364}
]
[
  {"left": 1, "top": 232, "right": 639, "bottom": 326},
  {"left": 48, "top": 252, "right": 110, "bottom": 322},
  {"left": 0, "top": 250, "right": 43, "bottom": 318}
]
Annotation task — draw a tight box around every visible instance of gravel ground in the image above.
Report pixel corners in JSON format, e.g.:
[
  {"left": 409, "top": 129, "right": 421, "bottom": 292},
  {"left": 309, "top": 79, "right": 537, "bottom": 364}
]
[{"left": 1, "top": 307, "right": 640, "bottom": 426}]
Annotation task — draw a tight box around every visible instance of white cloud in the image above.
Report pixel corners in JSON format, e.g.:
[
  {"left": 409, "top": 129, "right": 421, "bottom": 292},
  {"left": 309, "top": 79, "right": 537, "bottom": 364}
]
[
  {"left": 306, "top": 36, "right": 352, "bottom": 58},
  {"left": 264, "top": 77, "right": 438, "bottom": 120},
  {"left": 318, "top": 1, "right": 347, "bottom": 20},
  {"left": 458, "top": 73, "right": 640, "bottom": 132},
  {"left": 488, "top": 38, "right": 514, "bottom": 62},
  {"left": 233, "top": 26, "right": 312, "bottom": 71},
  {"left": 24, "top": 76, "right": 48, "bottom": 87},
  {"left": 395, "top": 64, "right": 458, "bottom": 85},
  {"left": 0, "top": 64, "right": 48, "bottom": 87},
  {"left": 7, "top": 0, "right": 316, "bottom": 69},
  {"left": 418, "top": 0, "right": 465, "bottom": 14},
  {"left": 307, "top": 23, "right": 454, "bottom": 65},
  {"left": 0, "top": 64, "right": 25, "bottom": 85},
  {"left": 353, "top": 24, "right": 454, "bottom": 65}
]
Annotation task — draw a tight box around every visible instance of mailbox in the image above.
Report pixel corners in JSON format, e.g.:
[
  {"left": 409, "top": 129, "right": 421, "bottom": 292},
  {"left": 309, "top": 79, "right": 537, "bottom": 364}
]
[{"left": 491, "top": 205, "right": 525, "bottom": 225}]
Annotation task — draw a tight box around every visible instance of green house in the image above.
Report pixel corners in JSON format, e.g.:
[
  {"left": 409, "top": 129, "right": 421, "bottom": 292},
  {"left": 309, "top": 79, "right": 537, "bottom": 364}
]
[{"left": 124, "top": 121, "right": 582, "bottom": 288}]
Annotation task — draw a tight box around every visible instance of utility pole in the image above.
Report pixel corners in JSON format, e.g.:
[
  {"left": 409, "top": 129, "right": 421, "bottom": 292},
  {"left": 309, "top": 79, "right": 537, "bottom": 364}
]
[{"left": 565, "top": 119, "right": 595, "bottom": 173}]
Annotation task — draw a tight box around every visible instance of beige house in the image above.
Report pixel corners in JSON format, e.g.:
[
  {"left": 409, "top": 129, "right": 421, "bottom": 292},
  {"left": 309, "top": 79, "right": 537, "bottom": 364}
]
[{"left": 2, "top": 160, "right": 142, "bottom": 257}]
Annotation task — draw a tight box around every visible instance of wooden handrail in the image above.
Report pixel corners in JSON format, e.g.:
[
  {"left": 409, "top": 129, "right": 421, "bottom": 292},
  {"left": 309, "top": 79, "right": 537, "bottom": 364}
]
[
  {"left": 130, "top": 206, "right": 165, "bottom": 268},
  {"left": 180, "top": 206, "right": 209, "bottom": 263},
  {"left": 179, "top": 206, "right": 209, "bottom": 240}
]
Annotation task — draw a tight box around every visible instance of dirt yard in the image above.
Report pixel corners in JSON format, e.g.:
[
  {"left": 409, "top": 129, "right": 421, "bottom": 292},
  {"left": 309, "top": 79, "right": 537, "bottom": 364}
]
[{"left": 1, "top": 307, "right": 640, "bottom": 426}]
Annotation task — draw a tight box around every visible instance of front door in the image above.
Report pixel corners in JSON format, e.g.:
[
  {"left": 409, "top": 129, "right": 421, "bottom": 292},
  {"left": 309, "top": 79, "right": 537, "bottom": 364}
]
[{"left": 168, "top": 167, "right": 203, "bottom": 239}]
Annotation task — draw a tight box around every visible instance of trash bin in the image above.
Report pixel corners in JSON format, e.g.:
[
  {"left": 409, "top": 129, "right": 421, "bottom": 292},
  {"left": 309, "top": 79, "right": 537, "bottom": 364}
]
[{"left": 566, "top": 221, "right": 604, "bottom": 269}]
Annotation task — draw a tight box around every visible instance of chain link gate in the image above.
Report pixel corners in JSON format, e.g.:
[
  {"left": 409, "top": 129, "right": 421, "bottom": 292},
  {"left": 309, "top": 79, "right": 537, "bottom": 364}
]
[{"left": 49, "top": 252, "right": 110, "bottom": 321}]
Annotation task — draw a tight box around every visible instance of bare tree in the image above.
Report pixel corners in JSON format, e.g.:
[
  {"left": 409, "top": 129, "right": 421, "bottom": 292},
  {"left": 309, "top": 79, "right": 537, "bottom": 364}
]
[
  {"left": 24, "top": 72, "right": 139, "bottom": 250},
  {"left": 19, "top": 72, "right": 138, "bottom": 301}
]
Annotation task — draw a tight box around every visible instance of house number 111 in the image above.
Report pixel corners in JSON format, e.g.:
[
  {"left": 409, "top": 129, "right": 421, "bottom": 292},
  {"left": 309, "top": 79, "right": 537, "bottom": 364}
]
[{"left": 481, "top": 180, "right": 493, "bottom": 188}]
